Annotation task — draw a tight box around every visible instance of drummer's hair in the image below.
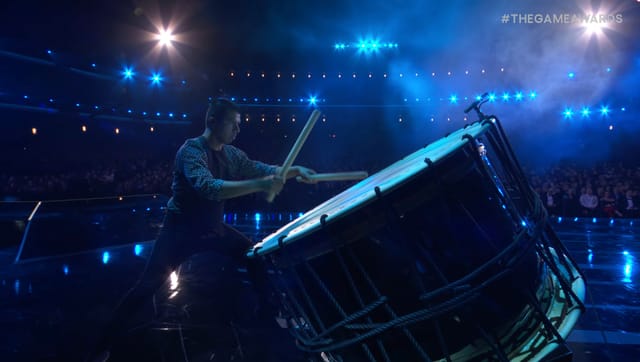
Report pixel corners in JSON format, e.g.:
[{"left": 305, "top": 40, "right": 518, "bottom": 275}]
[{"left": 205, "top": 98, "right": 240, "bottom": 129}]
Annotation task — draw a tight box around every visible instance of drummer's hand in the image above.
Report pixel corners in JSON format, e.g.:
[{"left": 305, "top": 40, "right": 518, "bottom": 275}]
[
  {"left": 261, "top": 175, "right": 284, "bottom": 197},
  {"left": 293, "top": 166, "right": 317, "bottom": 184}
]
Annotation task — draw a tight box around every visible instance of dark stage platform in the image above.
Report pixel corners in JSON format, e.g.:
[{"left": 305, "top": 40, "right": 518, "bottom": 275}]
[{"left": 0, "top": 197, "right": 638, "bottom": 361}]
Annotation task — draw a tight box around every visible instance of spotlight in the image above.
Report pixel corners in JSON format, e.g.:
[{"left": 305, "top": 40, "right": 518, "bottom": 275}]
[
  {"left": 31, "top": 127, "right": 37, "bottom": 135},
  {"left": 514, "top": 92, "right": 523, "bottom": 101},
  {"left": 600, "top": 106, "right": 610, "bottom": 116},
  {"left": 581, "top": 107, "right": 591, "bottom": 117},
  {"left": 308, "top": 96, "right": 317, "bottom": 106},
  {"left": 81, "top": 125, "right": 87, "bottom": 132},
  {"left": 156, "top": 29, "right": 175, "bottom": 46},
  {"left": 449, "top": 94, "right": 458, "bottom": 104},
  {"left": 502, "top": 92, "right": 510, "bottom": 101},
  {"left": 568, "top": 72, "right": 575, "bottom": 78},
  {"left": 529, "top": 91, "right": 537, "bottom": 100},
  {"left": 488, "top": 93, "right": 496, "bottom": 102}
]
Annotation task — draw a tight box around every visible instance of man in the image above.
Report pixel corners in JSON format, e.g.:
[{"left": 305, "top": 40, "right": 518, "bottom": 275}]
[{"left": 92, "top": 98, "right": 316, "bottom": 360}]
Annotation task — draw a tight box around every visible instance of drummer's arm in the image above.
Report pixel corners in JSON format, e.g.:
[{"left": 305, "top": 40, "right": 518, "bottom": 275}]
[
  {"left": 233, "top": 147, "right": 316, "bottom": 183},
  {"left": 180, "top": 143, "right": 276, "bottom": 201}
]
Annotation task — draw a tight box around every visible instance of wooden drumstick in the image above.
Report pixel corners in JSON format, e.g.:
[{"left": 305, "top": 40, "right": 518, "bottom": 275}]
[
  {"left": 296, "top": 171, "right": 369, "bottom": 183},
  {"left": 266, "top": 109, "right": 322, "bottom": 202}
]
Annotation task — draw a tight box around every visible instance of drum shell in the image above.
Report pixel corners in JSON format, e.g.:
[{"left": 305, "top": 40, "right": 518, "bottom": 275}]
[{"left": 266, "top": 146, "right": 542, "bottom": 360}]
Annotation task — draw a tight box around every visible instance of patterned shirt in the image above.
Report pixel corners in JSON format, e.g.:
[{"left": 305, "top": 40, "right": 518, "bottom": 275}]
[{"left": 167, "top": 136, "right": 276, "bottom": 229}]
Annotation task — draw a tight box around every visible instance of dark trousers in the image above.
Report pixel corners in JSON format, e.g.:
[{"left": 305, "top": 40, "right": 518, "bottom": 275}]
[{"left": 98, "top": 212, "right": 267, "bottom": 348}]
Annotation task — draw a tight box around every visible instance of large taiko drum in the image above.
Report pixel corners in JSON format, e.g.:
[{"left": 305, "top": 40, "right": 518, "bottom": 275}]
[{"left": 248, "top": 118, "right": 585, "bottom": 361}]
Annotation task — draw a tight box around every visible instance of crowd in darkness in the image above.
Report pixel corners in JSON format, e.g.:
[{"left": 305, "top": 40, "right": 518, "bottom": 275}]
[
  {"left": 527, "top": 163, "right": 640, "bottom": 219},
  {"left": 2, "top": 154, "right": 639, "bottom": 218}
]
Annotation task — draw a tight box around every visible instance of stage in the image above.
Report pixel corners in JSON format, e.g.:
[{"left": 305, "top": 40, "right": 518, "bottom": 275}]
[{"left": 0, "top": 202, "right": 638, "bottom": 361}]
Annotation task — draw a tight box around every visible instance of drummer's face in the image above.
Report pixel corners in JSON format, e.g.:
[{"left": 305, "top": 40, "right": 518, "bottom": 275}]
[{"left": 214, "top": 111, "right": 241, "bottom": 144}]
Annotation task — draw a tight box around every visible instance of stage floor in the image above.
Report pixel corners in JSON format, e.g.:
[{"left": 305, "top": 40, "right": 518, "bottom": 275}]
[{"left": 0, "top": 214, "right": 638, "bottom": 361}]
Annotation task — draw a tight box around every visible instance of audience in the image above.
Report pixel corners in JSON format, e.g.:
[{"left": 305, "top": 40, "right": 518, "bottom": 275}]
[
  {"left": 2, "top": 157, "right": 639, "bottom": 218},
  {"left": 527, "top": 163, "right": 640, "bottom": 218}
]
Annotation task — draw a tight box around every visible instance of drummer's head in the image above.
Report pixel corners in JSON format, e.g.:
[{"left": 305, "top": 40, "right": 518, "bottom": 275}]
[{"left": 205, "top": 98, "right": 241, "bottom": 144}]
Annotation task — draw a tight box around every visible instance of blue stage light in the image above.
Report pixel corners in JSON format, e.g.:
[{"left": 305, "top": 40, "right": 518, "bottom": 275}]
[
  {"left": 514, "top": 92, "right": 523, "bottom": 101},
  {"left": 579, "top": 107, "right": 590, "bottom": 117},
  {"left": 529, "top": 91, "right": 537, "bottom": 99},
  {"left": 169, "top": 113, "right": 174, "bottom": 117},
  {"left": 182, "top": 113, "right": 187, "bottom": 118},
  {"left": 592, "top": 217, "right": 597, "bottom": 223},
  {"left": 127, "top": 109, "right": 132, "bottom": 114},
  {"left": 91, "top": 63, "right": 96, "bottom": 68},
  {"left": 568, "top": 72, "right": 575, "bottom": 78},
  {"left": 123, "top": 67, "right": 134, "bottom": 80},
  {"left": 502, "top": 92, "right": 510, "bottom": 101},
  {"left": 449, "top": 94, "right": 458, "bottom": 104},
  {"left": 102, "top": 251, "right": 110, "bottom": 264},
  {"left": 76, "top": 103, "right": 80, "bottom": 107},
  {"left": 600, "top": 105, "right": 610, "bottom": 116},
  {"left": 63, "top": 265, "right": 69, "bottom": 275},
  {"left": 475, "top": 95, "right": 482, "bottom": 101},
  {"left": 23, "top": 95, "right": 29, "bottom": 99},
  {"left": 150, "top": 72, "right": 163, "bottom": 85},
  {"left": 563, "top": 108, "right": 573, "bottom": 119},
  {"left": 308, "top": 96, "right": 317, "bottom": 105},
  {"left": 47, "top": 49, "right": 52, "bottom": 55},
  {"left": 255, "top": 213, "right": 261, "bottom": 222},
  {"left": 142, "top": 111, "right": 147, "bottom": 116},
  {"left": 134, "top": 244, "right": 143, "bottom": 256},
  {"left": 488, "top": 93, "right": 496, "bottom": 102},
  {"left": 156, "top": 112, "right": 161, "bottom": 117}
]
